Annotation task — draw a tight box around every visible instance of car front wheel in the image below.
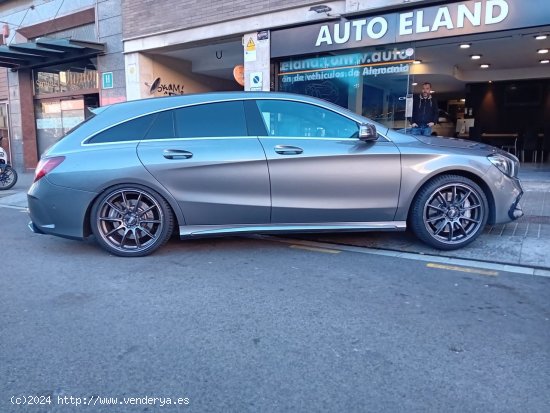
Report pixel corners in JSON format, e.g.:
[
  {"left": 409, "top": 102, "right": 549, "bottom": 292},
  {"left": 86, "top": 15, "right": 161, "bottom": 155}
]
[
  {"left": 410, "top": 175, "right": 489, "bottom": 250},
  {"left": 91, "top": 185, "right": 174, "bottom": 257}
]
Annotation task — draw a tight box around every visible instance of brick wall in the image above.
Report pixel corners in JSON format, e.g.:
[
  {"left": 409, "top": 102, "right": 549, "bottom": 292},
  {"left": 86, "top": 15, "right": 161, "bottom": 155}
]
[{"left": 122, "top": 0, "right": 321, "bottom": 39}]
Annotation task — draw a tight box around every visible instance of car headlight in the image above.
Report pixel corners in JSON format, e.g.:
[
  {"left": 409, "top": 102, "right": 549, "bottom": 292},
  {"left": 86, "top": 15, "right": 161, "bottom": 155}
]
[{"left": 488, "top": 154, "right": 518, "bottom": 178}]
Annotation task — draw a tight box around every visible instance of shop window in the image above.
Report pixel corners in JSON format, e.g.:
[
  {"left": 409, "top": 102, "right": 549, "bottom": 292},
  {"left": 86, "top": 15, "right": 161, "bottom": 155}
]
[
  {"left": 88, "top": 114, "right": 156, "bottom": 144},
  {"left": 255, "top": 100, "right": 358, "bottom": 139},
  {"left": 174, "top": 101, "right": 247, "bottom": 138}
]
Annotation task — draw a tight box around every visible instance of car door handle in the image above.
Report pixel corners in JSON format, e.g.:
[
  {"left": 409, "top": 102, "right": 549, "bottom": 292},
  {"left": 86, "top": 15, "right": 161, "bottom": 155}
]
[
  {"left": 274, "top": 145, "right": 303, "bottom": 155},
  {"left": 163, "top": 149, "right": 193, "bottom": 159}
]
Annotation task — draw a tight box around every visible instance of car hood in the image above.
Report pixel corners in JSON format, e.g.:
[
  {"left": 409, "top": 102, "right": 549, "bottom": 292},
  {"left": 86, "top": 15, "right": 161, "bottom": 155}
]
[{"left": 414, "top": 136, "right": 491, "bottom": 150}]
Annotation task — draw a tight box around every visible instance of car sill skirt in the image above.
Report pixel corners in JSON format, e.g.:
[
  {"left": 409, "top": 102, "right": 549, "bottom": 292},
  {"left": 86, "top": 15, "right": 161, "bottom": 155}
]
[{"left": 180, "top": 221, "right": 407, "bottom": 238}]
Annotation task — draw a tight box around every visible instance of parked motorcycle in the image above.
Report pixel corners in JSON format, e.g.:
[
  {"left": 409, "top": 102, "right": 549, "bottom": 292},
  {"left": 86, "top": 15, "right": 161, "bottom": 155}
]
[{"left": 0, "top": 135, "right": 17, "bottom": 190}]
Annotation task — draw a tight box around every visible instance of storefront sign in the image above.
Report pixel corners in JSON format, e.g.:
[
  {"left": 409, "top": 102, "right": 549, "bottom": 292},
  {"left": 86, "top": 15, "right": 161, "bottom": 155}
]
[
  {"left": 272, "top": 0, "right": 548, "bottom": 57},
  {"left": 279, "top": 48, "right": 413, "bottom": 84},
  {"left": 102, "top": 72, "right": 114, "bottom": 89},
  {"left": 279, "top": 47, "right": 414, "bottom": 73},
  {"left": 34, "top": 70, "right": 99, "bottom": 95}
]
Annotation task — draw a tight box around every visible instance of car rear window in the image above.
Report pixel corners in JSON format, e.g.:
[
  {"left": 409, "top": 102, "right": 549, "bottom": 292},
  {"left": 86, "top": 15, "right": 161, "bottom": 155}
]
[{"left": 87, "top": 114, "right": 156, "bottom": 144}]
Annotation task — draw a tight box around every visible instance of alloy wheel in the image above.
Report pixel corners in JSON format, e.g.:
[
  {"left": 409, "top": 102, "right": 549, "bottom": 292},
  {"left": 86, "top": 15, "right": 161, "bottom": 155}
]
[
  {"left": 422, "top": 183, "right": 485, "bottom": 245},
  {"left": 95, "top": 189, "right": 166, "bottom": 254}
]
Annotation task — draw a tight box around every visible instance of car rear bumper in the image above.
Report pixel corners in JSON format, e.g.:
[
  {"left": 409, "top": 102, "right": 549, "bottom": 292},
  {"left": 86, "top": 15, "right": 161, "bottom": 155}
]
[{"left": 27, "top": 178, "right": 98, "bottom": 240}]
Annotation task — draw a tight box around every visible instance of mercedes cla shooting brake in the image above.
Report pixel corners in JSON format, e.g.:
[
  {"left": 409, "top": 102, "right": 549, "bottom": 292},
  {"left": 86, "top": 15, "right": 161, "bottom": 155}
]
[{"left": 28, "top": 92, "right": 524, "bottom": 257}]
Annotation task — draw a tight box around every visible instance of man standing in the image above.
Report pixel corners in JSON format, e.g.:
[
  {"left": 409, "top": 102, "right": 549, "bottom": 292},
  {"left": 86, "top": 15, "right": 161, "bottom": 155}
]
[{"left": 409, "top": 82, "right": 439, "bottom": 136}]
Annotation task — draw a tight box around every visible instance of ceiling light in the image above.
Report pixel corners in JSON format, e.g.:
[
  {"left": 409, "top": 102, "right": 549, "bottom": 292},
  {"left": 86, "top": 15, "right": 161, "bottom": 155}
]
[
  {"left": 413, "top": 60, "right": 422, "bottom": 64},
  {"left": 480, "top": 64, "right": 490, "bottom": 68},
  {"left": 470, "top": 54, "right": 482, "bottom": 60},
  {"left": 537, "top": 49, "right": 549, "bottom": 54},
  {"left": 460, "top": 44, "right": 471, "bottom": 49},
  {"left": 540, "top": 59, "right": 550, "bottom": 64},
  {"left": 535, "top": 34, "right": 547, "bottom": 40},
  {"left": 460, "top": 99, "right": 466, "bottom": 102},
  {"left": 411, "top": 82, "right": 418, "bottom": 86},
  {"left": 430, "top": 90, "right": 435, "bottom": 94}
]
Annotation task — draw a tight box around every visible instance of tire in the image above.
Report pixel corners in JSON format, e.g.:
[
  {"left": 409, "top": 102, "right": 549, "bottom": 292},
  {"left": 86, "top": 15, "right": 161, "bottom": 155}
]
[
  {"left": 0, "top": 166, "right": 17, "bottom": 190},
  {"left": 91, "top": 185, "right": 174, "bottom": 257},
  {"left": 409, "top": 175, "right": 489, "bottom": 250}
]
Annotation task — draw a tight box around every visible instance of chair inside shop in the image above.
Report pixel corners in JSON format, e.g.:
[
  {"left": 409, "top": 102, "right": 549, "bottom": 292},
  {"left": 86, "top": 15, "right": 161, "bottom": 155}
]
[{"left": 520, "top": 128, "right": 539, "bottom": 163}]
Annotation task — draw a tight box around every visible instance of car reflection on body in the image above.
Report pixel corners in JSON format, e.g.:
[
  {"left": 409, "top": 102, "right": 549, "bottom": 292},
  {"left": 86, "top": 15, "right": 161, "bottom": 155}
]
[{"left": 28, "top": 92, "right": 523, "bottom": 257}]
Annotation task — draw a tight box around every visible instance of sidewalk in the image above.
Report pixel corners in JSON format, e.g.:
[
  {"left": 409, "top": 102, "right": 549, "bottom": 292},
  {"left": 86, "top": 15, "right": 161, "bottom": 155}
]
[
  {"left": 303, "top": 164, "right": 550, "bottom": 270},
  {"left": 2, "top": 166, "right": 549, "bottom": 269}
]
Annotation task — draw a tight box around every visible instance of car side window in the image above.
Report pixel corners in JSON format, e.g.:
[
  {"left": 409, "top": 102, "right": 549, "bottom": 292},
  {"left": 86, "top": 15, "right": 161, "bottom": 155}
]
[
  {"left": 87, "top": 114, "right": 156, "bottom": 144},
  {"left": 174, "top": 101, "right": 247, "bottom": 138},
  {"left": 255, "top": 100, "right": 359, "bottom": 139},
  {"left": 144, "top": 110, "right": 175, "bottom": 140}
]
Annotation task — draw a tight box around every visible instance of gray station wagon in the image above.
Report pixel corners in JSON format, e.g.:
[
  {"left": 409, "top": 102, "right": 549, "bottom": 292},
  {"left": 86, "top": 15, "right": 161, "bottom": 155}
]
[{"left": 28, "top": 92, "right": 523, "bottom": 256}]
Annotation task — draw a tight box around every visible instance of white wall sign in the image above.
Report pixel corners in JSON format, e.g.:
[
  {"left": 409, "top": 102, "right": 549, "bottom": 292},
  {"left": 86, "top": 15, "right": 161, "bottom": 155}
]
[
  {"left": 244, "top": 37, "right": 256, "bottom": 62},
  {"left": 250, "top": 72, "right": 263, "bottom": 91}
]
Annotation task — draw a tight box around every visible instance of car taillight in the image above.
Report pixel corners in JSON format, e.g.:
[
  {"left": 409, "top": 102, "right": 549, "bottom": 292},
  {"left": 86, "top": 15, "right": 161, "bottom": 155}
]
[{"left": 34, "top": 156, "right": 65, "bottom": 183}]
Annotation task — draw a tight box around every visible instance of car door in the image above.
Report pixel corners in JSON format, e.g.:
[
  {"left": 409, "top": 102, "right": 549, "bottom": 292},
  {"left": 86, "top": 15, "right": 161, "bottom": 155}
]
[
  {"left": 252, "top": 99, "right": 401, "bottom": 223},
  {"left": 137, "top": 101, "right": 270, "bottom": 226}
]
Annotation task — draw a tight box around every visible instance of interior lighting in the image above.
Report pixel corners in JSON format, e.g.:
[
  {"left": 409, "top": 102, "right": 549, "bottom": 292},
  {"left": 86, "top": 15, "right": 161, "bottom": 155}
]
[
  {"left": 470, "top": 54, "right": 482, "bottom": 60},
  {"left": 540, "top": 59, "right": 550, "bottom": 64},
  {"left": 537, "top": 49, "right": 549, "bottom": 54},
  {"left": 480, "top": 64, "right": 490, "bottom": 68},
  {"left": 535, "top": 35, "right": 547, "bottom": 40},
  {"left": 459, "top": 44, "right": 471, "bottom": 49},
  {"left": 413, "top": 60, "right": 422, "bottom": 64}
]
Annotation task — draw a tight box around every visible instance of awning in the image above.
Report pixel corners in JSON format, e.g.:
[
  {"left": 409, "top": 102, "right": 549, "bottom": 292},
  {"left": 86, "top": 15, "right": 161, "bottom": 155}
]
[{"left": 0, "top": 38, "right": 105, "bottom": 71}]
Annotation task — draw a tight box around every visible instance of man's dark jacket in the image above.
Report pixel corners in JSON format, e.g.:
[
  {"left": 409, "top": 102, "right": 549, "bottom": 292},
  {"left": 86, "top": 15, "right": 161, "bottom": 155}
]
[{"left": 409, "top": 94, "right": 439, "bottom": 126}]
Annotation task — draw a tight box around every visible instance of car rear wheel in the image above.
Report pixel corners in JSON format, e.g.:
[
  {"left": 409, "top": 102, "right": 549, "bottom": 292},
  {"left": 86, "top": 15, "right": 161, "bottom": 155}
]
[
  {"left": 91, "top": 185, "right": 174, "bottom": 257},
  {"left": 410, "top": 175, "right": 488, "bottom": 250}
]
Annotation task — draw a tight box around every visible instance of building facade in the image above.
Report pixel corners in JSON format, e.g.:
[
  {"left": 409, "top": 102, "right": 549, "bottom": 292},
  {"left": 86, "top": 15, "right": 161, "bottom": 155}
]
[
  {"left": 0, "top": 0, "right": 125, "bottom": 170},
  {"left": 122, "top": 0, "right": 550, "bottom": 160}
]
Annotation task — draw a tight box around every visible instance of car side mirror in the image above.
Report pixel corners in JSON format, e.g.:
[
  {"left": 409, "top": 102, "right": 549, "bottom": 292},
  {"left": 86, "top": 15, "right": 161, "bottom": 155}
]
[{"left": 359, "top": 123, "right": 377, "bottom": 141}]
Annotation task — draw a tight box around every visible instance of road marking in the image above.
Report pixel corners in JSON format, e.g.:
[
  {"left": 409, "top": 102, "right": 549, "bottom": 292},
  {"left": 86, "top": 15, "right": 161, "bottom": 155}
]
[
  {"left": 426, "top": 262, "right": 498, "bottom": 276},
  {"left": 252, "top": 235, "right": 550, "bottom": 278},
  {"left": 290, "top": 244, "right": 341, "bottom": 254}
]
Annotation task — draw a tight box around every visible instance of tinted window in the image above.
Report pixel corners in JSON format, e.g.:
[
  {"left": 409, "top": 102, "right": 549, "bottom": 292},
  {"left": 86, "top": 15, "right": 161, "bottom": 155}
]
[
  {"left": 256, "top": 100, "right": 359, "bottom": 139},
  {"left": 88, "top": 114, "right": 155, "bottom": 144},
  {"left": 174, "top": 101, "right": 247, "bottom": 138},
  {"left": 144, "top": 110, "right": 175, "bottom": 140}
]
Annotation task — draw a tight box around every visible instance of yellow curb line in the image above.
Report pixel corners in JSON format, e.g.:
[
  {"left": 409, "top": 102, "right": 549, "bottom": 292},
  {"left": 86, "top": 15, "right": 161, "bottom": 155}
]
[{"left": 427, "top": 263, "right": 498, "bottom": 276}]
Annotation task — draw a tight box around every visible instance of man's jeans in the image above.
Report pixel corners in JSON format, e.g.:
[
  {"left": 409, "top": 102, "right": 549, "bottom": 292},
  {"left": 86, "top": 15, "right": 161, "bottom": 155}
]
[{"left": 410, "top": 125, "right": 433, "bottom": 136}]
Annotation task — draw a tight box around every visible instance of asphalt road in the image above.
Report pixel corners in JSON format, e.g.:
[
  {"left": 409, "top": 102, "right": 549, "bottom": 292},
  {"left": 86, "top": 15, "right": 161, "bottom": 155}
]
[{"left": 1, "top": 206, "right": 549, "bottom": 413}]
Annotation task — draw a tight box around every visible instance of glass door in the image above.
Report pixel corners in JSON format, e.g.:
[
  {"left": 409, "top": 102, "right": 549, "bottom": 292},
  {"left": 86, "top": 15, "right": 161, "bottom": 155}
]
[{"left": 35, "top": 97, "right": 85, "bottom": 156}]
